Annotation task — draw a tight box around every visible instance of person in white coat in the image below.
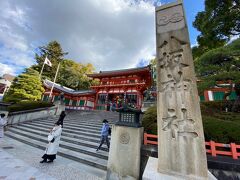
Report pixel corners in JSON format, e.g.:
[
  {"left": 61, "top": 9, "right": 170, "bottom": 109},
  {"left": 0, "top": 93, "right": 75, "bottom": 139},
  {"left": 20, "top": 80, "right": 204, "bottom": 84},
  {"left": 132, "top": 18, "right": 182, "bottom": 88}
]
[
  {"left": 0, "top": 113, "right": 7, "bottom": 139},
  {"left": 40, "top": 121, "right": 62, "bottom": 163}
]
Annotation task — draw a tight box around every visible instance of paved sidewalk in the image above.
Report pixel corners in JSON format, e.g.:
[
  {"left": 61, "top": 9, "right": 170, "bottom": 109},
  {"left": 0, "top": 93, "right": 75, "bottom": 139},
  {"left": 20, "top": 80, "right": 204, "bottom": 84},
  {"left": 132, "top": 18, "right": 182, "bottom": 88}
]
[
  {"left": 0, "top": 149, "right": 56, "bottom": 180},
  {"left": 0, "top": 137, "right": 106, "bottom": 180}
]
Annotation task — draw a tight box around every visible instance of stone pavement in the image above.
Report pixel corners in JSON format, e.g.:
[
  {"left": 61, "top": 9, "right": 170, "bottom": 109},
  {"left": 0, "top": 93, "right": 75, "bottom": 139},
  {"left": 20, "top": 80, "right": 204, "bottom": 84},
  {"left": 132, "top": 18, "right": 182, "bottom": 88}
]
[
  {"left": 0, "top": 137, "right": 106, "bottom": 180},
  {"left": 0, "top": 149, "right": 56, "bottom": 180}
]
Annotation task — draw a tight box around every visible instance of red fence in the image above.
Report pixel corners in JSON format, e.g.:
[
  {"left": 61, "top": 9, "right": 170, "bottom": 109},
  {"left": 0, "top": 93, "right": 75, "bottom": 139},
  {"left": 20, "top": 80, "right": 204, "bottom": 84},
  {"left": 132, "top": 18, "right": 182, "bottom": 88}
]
[{"left": 144, "top": 133, "right": 240, "bottom": 160}]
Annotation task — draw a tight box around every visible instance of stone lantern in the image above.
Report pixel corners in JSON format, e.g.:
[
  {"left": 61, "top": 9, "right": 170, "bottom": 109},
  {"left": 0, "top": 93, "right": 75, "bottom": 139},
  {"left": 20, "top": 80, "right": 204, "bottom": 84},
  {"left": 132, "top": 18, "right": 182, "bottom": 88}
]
[{"left": 116, "top": 105, "right": 142, "bottom": 128}]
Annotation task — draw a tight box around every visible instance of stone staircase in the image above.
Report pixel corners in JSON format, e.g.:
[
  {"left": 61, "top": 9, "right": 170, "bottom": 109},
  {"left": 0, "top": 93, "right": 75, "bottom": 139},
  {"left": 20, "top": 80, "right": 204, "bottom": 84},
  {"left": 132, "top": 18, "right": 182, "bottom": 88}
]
[{"left": 5, "top": 110, "right": 119, "bottom": 170}]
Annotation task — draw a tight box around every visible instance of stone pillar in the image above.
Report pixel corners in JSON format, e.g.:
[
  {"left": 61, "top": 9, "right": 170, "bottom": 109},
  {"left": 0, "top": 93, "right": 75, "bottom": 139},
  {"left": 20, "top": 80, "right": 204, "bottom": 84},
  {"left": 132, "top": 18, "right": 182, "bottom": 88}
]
[
  {"left": 143, "top": 1, "right": 216, "bottom": 180},
  {"left": 156, "top": 0, "right": 208, "bottom": 179},
  {"left": 106, "top": 125, "right": 143, "bottom": 180}
]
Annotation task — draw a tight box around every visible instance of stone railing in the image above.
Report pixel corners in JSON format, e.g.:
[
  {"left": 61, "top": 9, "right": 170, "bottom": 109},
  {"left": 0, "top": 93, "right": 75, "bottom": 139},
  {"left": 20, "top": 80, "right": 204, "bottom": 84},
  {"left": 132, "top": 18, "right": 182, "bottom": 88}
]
[{"left": 7, "top": 106, "right": 59, "bottom": 125}]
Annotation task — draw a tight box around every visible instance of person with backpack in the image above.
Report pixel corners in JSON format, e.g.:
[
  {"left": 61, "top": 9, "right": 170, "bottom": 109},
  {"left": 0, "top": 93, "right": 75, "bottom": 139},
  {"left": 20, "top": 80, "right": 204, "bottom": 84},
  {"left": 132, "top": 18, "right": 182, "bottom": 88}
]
[{"left": 96, "top": 119, "right": 111, "bottom": 151}]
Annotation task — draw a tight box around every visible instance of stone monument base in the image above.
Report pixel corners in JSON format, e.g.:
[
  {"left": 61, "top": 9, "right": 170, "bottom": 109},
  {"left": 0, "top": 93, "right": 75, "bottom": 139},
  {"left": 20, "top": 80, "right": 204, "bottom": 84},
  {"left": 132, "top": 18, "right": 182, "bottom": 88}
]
[
  {"left": 106, "top": 125, "right": 143, "bottom": 180},
  {"left": 142, "top": 157, "right": 217, "bottom": 180}
]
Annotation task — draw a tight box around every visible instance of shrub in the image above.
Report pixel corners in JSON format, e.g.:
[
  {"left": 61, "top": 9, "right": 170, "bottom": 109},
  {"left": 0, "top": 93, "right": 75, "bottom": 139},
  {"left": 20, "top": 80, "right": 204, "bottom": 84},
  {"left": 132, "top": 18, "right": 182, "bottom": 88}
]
[
  {"left": 8, "top": 101, "right": 54, "bottom": 113},
  {"left": 142, "top": 106, "right": 157, "bottom": 135},
  {"left": 142, "top": 101, "right": 240, "bottom": 143},
  {"left": 201, "top": 100, "right": 234, "bottom": 113},
  {"left": 202, "top": 115, "right": 240, "bottom": 143}
]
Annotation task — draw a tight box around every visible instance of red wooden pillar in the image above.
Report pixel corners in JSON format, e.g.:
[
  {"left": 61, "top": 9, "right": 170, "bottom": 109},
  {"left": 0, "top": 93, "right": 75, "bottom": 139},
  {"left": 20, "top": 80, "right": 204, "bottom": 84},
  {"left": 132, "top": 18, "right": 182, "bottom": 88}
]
[
  {"left": 231, "top": 143, "right": 238, "bottom": 159},
  {"left": 144, "top": 133, "right": 148, "bottom": 145},
  {"left": 84, "top": 97, "right": 87, "bottom": 110},
  {"left": 137, "top": 92, "right": 141, "bottom": 109},
  {"left": 105, "top": 92, "right": 109, "bottom": 111},
  {"left": 94, "top": 93, "right": 99, "bottom": 110},
  {"left": 210, "top": 141, "right": 217, "bottom": 157},
  {"left": 204, "top": 90, "right": 209, "bottom": 102}
]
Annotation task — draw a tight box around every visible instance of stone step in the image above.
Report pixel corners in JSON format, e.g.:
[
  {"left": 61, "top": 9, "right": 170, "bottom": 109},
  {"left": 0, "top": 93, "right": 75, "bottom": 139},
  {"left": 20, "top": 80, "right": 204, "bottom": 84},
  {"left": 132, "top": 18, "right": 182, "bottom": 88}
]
[
  {"left": 19, "top": 123, "right": 102, "bottom": 139},
  {"left": 5, "top": 131, "right": 107, "bottom": 170},
  {"left": 32, "top": 120, "right": 106, "bottom": 132},
  {"left": 26, "top": 120, "right": 112, "bottom": 141},
  {"left": 64, "top": 118, "right": 117, "bottom": 123},
  {"left": 9, "top": 126, "right": 109, "bottom": 152},
  {"left": 65, "top": 110, "right": 119, "bottom": 116},
  {"left": 14, "top": 125, "right": 101, "bottom": 144},
  {"left": 66, "top": 114, "right": 119, "bottom": 120},
  {"left": 38, "top": 120, "right": 104, "bottom": 131},
  {"left": 7, "top": 128, "right": 109, "bottom": 158},
  {"left": 39, "top": 119, "right": 106, "bottom": 128},
  {"left": 19, "top": 123, "right": 101, "bottom": 139},
  {"left": 5, "top": 110, "right": 118, "bottom": 171},
  {"left": 61, "top": 114, "right": 118, "bottom": 120},
  {"left": 29, "top": 121, "right": 102, "bottom": 134},
  {"left": 30, "top": 122, "right": 103, "bottom": 135},
  {"left": 40, "top": 119, "right": 108, "bottom": 128},
  {"left": 13, "top": 126, "right": 110, "bottom": 153}
]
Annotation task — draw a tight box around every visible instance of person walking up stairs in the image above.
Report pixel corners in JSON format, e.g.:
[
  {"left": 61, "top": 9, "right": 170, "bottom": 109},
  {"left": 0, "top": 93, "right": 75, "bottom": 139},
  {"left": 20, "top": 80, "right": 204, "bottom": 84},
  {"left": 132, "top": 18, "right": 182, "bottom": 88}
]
[{"left": 96, "top": 119, "right": 110, "bottom": 152}]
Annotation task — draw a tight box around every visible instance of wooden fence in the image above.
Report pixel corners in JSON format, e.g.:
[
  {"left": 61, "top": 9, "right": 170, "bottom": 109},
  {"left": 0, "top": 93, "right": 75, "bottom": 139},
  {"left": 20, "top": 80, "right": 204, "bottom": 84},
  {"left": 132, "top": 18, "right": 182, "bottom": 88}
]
[{"left": 144, "top": 133, "right": 240, "bottom": 160}]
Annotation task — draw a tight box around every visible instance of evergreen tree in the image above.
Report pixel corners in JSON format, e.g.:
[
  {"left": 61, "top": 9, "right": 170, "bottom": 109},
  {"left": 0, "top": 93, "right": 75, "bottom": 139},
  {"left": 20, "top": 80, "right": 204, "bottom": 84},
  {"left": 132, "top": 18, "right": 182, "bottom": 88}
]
[
  {"left": 195, "top": 38, "right": 240, "bottom": 97},
  {"left": 193, "top": 0, "right": 240, "bottom": 52},
  {"left": 3, "top": 68, "right": 45, "bottom": 102},
  {"left": 32, "top": 41, "right": 98, "bottom": 90},
  {"left": 32, "top": 41, "right": 68, "bottom": 80}
]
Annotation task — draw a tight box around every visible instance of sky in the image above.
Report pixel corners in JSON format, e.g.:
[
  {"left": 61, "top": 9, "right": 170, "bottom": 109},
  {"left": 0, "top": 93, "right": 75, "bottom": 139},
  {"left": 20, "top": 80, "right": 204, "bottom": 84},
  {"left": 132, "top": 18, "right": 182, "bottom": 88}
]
[{"left": 0, "top": 0, "right": 204, "bottom": 76}]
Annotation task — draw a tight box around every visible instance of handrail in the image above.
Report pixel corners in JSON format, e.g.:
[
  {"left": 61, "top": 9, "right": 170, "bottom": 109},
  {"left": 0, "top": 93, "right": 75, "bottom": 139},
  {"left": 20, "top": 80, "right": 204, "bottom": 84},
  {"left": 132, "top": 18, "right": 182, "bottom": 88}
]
[{"left": 143, "top": 133, "right": 240, "bottom": 160}]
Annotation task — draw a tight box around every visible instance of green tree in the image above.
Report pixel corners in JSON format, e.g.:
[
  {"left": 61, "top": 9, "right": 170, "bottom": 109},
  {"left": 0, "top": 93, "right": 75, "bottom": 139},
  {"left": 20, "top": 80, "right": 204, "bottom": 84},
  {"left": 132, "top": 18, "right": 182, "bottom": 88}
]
[
  {"left": 193, "top": 0, "right": 240, "bottom": 51},
  {"left": 192, "top": 46, "right": 206, "bottom": 60},
  {"left": 195, "top": 38, "right": 240, "bottom": 97},
  {"left": 32, "top": 41, "right": 68, "bottom": 80},
  {"left": 32, "top": 41, "right": 98, "bottom": 90},
  {"left": 57, "top": 60, "right": 99, "bottom": 90},
  {"left": 3, "top": 69, "right": 45, "bottom": 102}
]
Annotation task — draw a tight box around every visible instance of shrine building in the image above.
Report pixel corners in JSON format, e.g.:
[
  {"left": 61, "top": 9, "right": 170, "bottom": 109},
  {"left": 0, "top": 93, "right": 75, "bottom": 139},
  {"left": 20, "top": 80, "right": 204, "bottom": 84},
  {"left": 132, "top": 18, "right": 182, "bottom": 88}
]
[{"left": 42, "top": 66, "right": 152, "bottom": 110}]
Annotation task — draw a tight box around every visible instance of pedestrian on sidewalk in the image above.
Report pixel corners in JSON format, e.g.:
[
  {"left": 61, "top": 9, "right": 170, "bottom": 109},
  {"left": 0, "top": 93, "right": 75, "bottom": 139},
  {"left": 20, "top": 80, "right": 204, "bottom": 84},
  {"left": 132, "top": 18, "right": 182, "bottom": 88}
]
[
  {"left": 96, "top": 119, "right": 110, "bottom": 151},
  {"left": 40, "top": 111, "right": 65, "bottom": 163},
  {"left": 0, "top": 113, "right": 7, "bottom": 139}
]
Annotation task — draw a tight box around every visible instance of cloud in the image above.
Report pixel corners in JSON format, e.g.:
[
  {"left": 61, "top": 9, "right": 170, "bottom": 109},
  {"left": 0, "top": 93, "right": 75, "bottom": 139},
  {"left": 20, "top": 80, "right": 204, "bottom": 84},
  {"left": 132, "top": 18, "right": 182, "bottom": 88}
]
[
  {"left": 0, "top": 63, "right": 16, "bottom": 76},
  {"left": 0, "top": 0, "right": 162, "bottom": 75},
  {"left": 229, "top": 35, "right": 240, "bottom": 43},
  {"left": 0, "top": 0, "right": 34, "bottom": 76}
]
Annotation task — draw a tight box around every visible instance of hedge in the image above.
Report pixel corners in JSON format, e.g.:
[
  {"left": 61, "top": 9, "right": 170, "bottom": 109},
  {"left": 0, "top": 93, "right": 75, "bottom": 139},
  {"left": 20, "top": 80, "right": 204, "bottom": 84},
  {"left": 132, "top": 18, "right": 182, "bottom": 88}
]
[
  {"left": 8, "top": 101, "right": 54, "bottom": 113},
  {"left": 142, "top": 101, "right": 240, "bottom": 143}
]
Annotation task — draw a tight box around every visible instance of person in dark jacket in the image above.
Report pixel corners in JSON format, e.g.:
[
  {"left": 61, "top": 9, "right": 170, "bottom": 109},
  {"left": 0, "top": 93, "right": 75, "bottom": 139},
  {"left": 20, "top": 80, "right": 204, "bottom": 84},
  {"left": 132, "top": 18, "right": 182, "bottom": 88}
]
[
  {"left": 96, "top": 119, "right": 110, "bottom": 151},
  {"left": 57, "top": 111, "right": 66, "bottom": 128}
]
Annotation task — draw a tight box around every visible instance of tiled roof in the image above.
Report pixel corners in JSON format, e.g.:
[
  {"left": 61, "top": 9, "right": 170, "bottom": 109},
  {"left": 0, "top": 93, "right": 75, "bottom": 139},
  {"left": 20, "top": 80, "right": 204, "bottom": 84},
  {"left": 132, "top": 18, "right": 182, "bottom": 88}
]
[
  {"left": 43, "top": 79, "right": 95, "bottom": 95},
  {"left": 88, "top": 66, "right": 151, "bottom": 78}
]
